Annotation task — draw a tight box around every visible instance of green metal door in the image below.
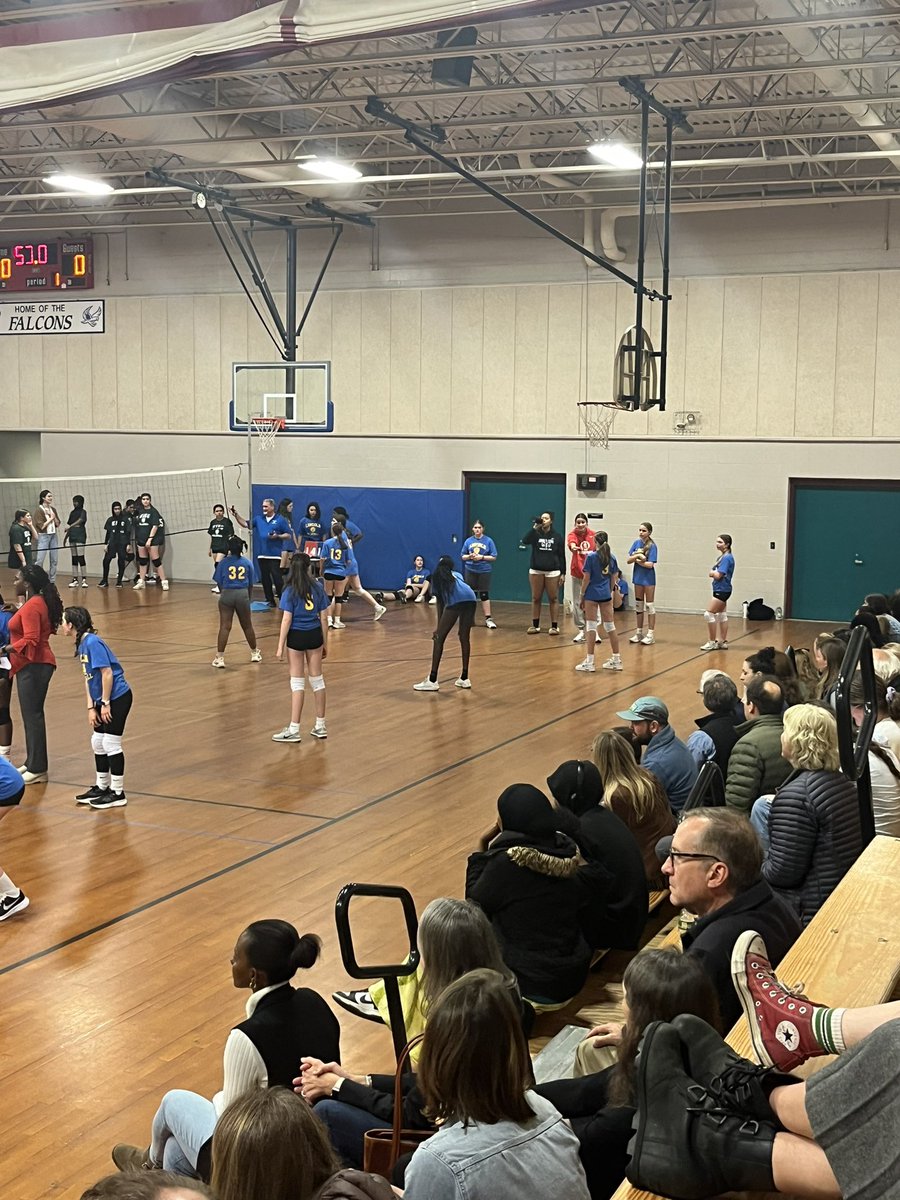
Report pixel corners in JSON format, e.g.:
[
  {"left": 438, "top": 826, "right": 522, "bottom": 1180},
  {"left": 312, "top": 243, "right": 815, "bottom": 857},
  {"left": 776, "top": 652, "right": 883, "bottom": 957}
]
[
  {"left": 789, "top": 482, "right": 900, "bottom": 621},
  {"left": 466, "top": 474, "right": 567, "bottom": 602}
]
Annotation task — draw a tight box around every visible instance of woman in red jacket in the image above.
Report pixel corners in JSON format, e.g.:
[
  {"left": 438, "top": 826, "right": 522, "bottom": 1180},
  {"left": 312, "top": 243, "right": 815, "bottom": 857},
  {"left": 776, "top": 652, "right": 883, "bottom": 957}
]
[{"left": 0, "top": 565, "right": 62, "bottom": 783}]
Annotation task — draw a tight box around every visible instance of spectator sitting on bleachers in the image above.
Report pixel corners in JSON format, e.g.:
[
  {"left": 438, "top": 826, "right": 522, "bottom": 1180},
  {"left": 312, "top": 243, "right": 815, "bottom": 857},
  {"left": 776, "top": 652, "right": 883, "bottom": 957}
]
[
  {"left": 862, "top": 593, "right": 900, "bottom": 640},
  {"left": 615, "top": 696, "right": 698, "bottom": 813},
  {"left": 813, "top": 633, "right": 845, "bottom": 705},
  {"left": 81, "top": 1173, "right": 213, "bottom": 1199},
  {"left": 661, "top": 807, "right": 801, "bottom": 1027},
  {"left": 849, "top": 673, "right": 900, "bottom": 836},
  {"left": 741, "top": 645, "right": 806, "bottom": 706},
  {"left": 547, "top": 758, "right": 649, "bottom": 950},
  {"left": 725, "top": 676, "right": 793, "bottom": 814},
  {"left": 757, "top": 705, "right": 862, "bottom": 927},
  {"left": 687, "top": 673, "right": 744, "bottom": 774},
  {"left": 402, "top": 968, "right": 591, "bottom": 1199},
  {"left": 590, "top": 730, "right": 675, "bottom": 889},
  {"left": 873, "top": 646, "right": 900, "bottom": 684},
  {"left": 850, "top": 607, "right": 885, "bottom": 647},
  {"left": 465, "top": 784, "right": 596, "bottom": 1008}
]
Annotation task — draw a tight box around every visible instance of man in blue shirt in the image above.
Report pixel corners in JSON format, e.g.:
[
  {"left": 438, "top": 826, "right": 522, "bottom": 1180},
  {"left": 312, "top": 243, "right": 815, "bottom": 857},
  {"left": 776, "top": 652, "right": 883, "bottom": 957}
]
[
  {"left": 231, "top": 499, "right": 293, "bottom": 607},
  {"left": 616, "top": 695, "right": 698, "bottom": 812}
]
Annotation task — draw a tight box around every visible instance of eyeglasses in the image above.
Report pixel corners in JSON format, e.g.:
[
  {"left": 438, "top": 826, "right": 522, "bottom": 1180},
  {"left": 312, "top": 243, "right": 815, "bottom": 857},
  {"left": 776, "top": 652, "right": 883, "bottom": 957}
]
[{"left": 665, "top": 850, "right": 722, "bottom": 867}]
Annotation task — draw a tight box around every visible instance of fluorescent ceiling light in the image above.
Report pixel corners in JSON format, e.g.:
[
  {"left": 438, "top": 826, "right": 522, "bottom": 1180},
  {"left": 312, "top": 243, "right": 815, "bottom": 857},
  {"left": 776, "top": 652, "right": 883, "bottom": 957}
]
[
  {"left": 44, "top": 173, "right": 114, "bottom": 195},
  {"left": 587, "top": 142, "right": 643, "bottom": 169},
  {"left": 297, "top": 157, "right": 362, "bottom": 182}
]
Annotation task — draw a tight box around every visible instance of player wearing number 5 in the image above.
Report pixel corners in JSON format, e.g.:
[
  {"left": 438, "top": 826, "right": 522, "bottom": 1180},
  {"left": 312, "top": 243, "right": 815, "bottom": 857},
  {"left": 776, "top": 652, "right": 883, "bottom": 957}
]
[
  {"left": 273, "top": 554, "right": 331, "bottom": 743},
  {"left": 212, "top": 538, "right": 261, "bottom": 669}
]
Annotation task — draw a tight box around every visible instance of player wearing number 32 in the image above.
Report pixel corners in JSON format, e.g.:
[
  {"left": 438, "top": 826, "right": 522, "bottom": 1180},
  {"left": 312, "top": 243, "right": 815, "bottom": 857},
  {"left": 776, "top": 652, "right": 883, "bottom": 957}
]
[
  {"left": 212, "top": 537, "right": 260, "bottom": 670},
  {"left": 273, "top": 553, "right": 331, "bottom": 744}
]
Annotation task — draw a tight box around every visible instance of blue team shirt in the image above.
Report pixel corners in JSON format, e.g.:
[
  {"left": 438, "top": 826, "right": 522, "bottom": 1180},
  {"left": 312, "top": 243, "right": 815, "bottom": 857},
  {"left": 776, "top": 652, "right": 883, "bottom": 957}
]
[
  {"left": 461, "top": 535, "right": 497, "bottom": 574},
  {"left": 408, "top": 563, "right": 431, "bottom": 585},
  {"left": 439, "top": 571, "right": 477, "bottom": 606},
  {"left": 79, "top": 632, "right": 130, "bottom": 704},
  {"left": 321, "top": 536, "right": 351, "bottom": 577},
  {"left": 582, "top": 550, "right": 619, "bottom": 602},
  {"left": 214, "top": 556, "right": 254, "bottom": 590},
  {"left": 252, "top": 513, "right": 291, "bottom": 557},
  {"left": 279, "top": 581, "right": 331, "bottom": 630},
  {"left": 629, "top": 539, "right": 658, "bottom": 588},
  {"left": 340, "top": 518, "right": 362, "bottom": 541},
  {"left": 0, "top": 755, "right": 23, "bottom": 803},
  {"left": 713, "top": 553, "right": 735, "bottom": 592},
  {"left": 0, "top": 610, "right": 10, "bottom": 646},
  {"left": 298, "top": 518, "right": 324, "bottom": 544}
]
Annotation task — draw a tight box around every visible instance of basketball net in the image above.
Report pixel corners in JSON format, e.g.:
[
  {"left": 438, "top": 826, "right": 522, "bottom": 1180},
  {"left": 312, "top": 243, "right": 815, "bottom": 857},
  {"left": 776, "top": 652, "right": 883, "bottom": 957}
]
[
  {"left": 577, "top": 402, "right": 619, "bottom": 450},
  {"left": 249, "top": 415, "right": 285, "bottom": 452}
]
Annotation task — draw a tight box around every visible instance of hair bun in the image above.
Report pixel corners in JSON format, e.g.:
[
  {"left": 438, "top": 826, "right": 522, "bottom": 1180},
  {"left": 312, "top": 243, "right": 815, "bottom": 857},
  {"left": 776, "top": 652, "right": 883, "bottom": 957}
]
[{"left": 292, "top": 933, "right": 322, "bottom": 971}]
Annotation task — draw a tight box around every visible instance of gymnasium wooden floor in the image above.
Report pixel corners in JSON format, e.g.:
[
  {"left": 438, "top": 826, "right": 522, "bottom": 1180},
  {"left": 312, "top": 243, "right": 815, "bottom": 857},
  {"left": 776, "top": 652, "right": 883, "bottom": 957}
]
[{"left": 0, "top": 581, "right": 819, "bottom": 1199}]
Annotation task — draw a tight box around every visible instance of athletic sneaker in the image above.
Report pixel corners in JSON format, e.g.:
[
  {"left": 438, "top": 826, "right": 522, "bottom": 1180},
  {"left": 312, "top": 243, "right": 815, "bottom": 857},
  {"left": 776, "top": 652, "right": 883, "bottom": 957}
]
[
  {"left": 331, "top": 619, "right": 346, "bottom": 630},
  {"left": 327, "top": 616, "right": 334, "bottom": 628},
  {"left": 211, "top": 585, "right": 220, "bottom": 594},
  {"left": 161, "top": 580, "right": 169, "bottom": 592},
  {"left": 731, "top": 930, "right": 833, "bottom": 1072},
  {"left": 22, "top": 770, "right": 48, "bottom": 784},
  {"left": 575, "top": 659, "right": 596, "bottom": 673},
  {"left": 373, "top": 603, "right": 387, "bottom": 621},
  {"left": 98, "top": 581, "right": 109, "bottom": 589},
  {"left": 413, "top": 679, "right": 439, "bottom": 692},
  {"left": 526, "top": 626, "right": 541, "bottom": 635},
  {"left": 454, "top": 678, "right": 472, "bottom": 689},
  {"left": 116, "top": 582, "right": 124, "bottom": 589},
  {"left": 700, "top": 639, "right": 718, "bottom": 651},
  {"left": 601, "top": 657, "right": 623, "bottom": 671},
  {"left": 572, "top": 630, "right": 585, "bottom": 644},
  {"left": 310, "top": 725, "right": 327, "bottom": 739},
  {"left": 428, "top": 596, "right": 437, "bottom": 605},
  {"left": 133, "top": 579, "right": 145, "bottom": 590},
  {"left": 548, "top": 626, "right": 560, "bottom": 636},
  {"left": 717, "top": 640, "right": 728, "bottom": 650},
  {"left": 68, "top": 580, "right": 78, "bottom": 588},
  {"left": 250, "top": 649, "right": 262, "bottom": 663},
  {"left": 212, "top": 655, "right": 225, "bottom": 669},
  {"left": 486, "top": 618, "right": 497, "bottom": 629},
  {"left": 90, "top": 791, "right": 127, "bottom": 809},
  {"left": 641, "top": 633, "right": 656, "bottom": 645},
  {"left": 414, "top": 595, "right": 425, "bottom": 603},
  {"left": 629, "top": 632, "right": 644, "bottom": 643},
  {"left": 332, "top": 989, "right": 385, "bottom": 1024},
  {"left": 81, "top": 580, "right": 89, "bottom": 588},
  {"left": 0, "top": 890, "right": 29, "bottom": 921},
  {"left": 272, "top": 727, "right": 302, "bottom": 742},
  {"left": 374, "top": 592, "right": 384, "bottom": 603},
  {"left": 75, "top": 784, "right": 109, "bottom": 805}
]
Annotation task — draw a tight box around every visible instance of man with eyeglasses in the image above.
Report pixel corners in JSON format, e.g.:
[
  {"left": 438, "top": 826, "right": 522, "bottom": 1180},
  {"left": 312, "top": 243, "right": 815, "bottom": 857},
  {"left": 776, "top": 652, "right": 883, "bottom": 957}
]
[{"left": 662, "top": 807, "right": 801, "bottom": 1027}]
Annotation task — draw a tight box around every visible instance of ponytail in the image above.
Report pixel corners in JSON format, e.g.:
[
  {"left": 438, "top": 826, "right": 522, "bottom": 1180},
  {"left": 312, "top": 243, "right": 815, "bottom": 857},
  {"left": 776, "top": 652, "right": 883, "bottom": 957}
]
[
  {"left": 63, "top": 605, "right": 96, "bottom": 651},
  {"left": 594, "top": 530, "right": 611, "bottom": 572},
  {"left": 287, "top": 552, "right": 317, "bottom": 600}
]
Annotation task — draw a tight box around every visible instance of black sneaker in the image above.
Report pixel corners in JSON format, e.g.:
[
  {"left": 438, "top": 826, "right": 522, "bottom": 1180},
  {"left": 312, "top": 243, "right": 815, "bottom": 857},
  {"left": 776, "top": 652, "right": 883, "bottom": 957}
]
[
  {"left": 116, "top": 581, "right": 124, "bottom": 589},
  {"left": 0, "top": 890, "right": 29, "bottom": 921},
  {"left": 90, "top": 791, "right": 127, "bottom": 809},
  {"left": 76, "top": 784, "right": 109, "bottom": 805},
  {"left": 98, "top": 581, "right": 109, "bottom": 589}
]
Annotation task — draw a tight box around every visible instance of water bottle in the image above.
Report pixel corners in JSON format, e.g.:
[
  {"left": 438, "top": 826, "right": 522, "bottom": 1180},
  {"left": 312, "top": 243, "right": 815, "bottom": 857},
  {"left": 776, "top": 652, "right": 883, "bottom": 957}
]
[
  {"left": 775, "top": 606, "right": 783, "bottom": 621},
  {"left": 741, "top": 600, "right": 749, "bottom": 620}
]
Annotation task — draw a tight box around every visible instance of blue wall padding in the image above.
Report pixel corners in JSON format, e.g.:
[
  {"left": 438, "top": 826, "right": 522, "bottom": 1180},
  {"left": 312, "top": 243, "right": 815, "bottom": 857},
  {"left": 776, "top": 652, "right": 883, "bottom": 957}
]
[{"left": 251, "top": 484, "right": 465, "bottom": 588}]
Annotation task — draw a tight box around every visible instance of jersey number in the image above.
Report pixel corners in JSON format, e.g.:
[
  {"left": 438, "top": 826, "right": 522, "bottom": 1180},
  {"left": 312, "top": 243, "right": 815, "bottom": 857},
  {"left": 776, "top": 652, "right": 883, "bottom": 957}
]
[
  {"left": 332, "top": 549, "right": 342, "bottom": 561},
  {"left": 227, "top": 565, "right": 247, "bottom": 581}
]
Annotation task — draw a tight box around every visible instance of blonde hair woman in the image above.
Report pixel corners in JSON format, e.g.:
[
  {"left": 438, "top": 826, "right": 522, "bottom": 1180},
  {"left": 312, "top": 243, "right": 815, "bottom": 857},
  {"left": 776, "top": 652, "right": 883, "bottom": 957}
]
[
  {"left": 759, "top": 704, "right": 862, "bottom": 926},
  {"left": 591, "top": 730, "right": 675, "bottom": 888}
]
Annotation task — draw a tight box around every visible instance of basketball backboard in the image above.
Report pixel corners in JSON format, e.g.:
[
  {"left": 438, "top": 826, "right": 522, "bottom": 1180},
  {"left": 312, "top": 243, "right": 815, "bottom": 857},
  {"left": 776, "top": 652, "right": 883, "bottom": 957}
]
[{"left": 229, "top": 361, "right": 334, "bottom": 434}]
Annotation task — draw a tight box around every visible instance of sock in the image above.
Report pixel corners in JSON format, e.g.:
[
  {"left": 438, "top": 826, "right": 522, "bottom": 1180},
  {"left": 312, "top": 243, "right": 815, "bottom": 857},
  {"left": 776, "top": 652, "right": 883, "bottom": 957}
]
[
  {"left": 459, "top": 671, "right": 468, "bottom": 681},
  {"left": 811, "top": 1007, "right": 847, "bottom": 1055},
  {"left": 531, "top": 619, "right": 540, "bottom": 628},
  {"left": 96, "top": 771, "right": 111, "bottom": 789},
  {"left": 111, "top": 774, "right": 125, "bottom": 795},
  {"left": 585, "top": 654, "right": 594, "bottom": 664},
  {"left": 314, "top": 717, "right": 326, "bottom": 729},
  {"left": 0, "top": 871, "right": 18, "bottom": 897},
  {"left": 429, "top": 674, "right": 438, "bottom": 683},
  {"left": 0, "top": 746, "right": 10, "bottom": 760},
  {"left": 289, "top": 722, "right": 301, "bottom": 734},
  {"left": 551, "top": 622, "right": 559, "bottom": 629},
  {"left": 613, "top": 653, "right": 621, "bottom": 661}
]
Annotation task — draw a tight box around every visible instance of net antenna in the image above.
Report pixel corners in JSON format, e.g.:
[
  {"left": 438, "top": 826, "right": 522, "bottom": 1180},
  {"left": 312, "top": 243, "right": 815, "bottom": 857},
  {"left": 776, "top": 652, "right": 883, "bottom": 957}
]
[{"left": 249, "top": 414, "right": 285, "bottom": 452}]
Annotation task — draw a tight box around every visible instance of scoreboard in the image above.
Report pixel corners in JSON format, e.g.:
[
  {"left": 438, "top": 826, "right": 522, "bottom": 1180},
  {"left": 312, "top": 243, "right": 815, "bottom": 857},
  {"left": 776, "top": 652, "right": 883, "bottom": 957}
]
[{"left": 0, "top": 238, "right": 94, "bottom": 291}]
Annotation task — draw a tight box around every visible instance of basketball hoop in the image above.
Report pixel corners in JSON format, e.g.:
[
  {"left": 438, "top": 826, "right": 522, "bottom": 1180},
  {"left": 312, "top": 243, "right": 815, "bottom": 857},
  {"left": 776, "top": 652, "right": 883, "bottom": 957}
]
[
  {"left": 578, "top": 401, "right": 621, "bottom": 450},
  {"left": 249, "top": 415, "right": 286, "bottom": 452}
]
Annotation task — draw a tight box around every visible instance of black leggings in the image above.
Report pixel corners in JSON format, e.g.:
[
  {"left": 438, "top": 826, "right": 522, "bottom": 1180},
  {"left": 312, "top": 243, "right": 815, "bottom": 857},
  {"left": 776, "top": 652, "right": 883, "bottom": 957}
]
[
  {"left": 102, "top": 545, "right": 128, "bottom": 583},
  {"left": 429, "top": 601, "right": 476, "bottom": 682},
  {"left": 258, "top": 558, "right": 283, "bottom": 604}
]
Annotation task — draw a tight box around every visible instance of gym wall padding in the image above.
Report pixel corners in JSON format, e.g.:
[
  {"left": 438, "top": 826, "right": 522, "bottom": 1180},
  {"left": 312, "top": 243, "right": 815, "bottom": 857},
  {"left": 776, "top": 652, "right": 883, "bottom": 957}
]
[{"left": 251, "top": 484, "right": 465, "bottom": 588}]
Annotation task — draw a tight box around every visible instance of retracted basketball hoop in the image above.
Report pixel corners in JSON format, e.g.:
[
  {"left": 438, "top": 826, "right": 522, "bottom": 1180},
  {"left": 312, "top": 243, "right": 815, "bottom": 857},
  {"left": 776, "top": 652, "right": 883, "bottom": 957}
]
[
  {"left": 578, "top": 325, "right": 660, "bottom": 449},
  {"left": 249, "top": 414, "right": 285, "bottom": 452}
]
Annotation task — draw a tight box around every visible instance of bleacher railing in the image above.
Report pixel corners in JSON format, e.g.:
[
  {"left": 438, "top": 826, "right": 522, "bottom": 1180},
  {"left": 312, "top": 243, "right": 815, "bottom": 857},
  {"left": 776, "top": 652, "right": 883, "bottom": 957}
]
[{"left": 834, "top": 626, "right": 877, "bottom": 846}]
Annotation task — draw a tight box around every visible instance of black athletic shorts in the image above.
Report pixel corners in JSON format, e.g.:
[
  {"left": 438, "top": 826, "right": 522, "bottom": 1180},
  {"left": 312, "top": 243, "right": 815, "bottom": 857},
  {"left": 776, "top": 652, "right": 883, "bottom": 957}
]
[
  {"left": 464, "top": 569, "right": 491, "bottom": 594},
  {"left": 287, "top": 628, "right": 324, "bottom": 652},
  {"left": 712, "top": 590, "right": 733, "bottom": 603},
  {"left": 91, "top": 689, "right": 133, "bottom": 736},
  {"left": 0, "top": 784, "right": 24, "bottom": 809},
  {"left": 322, "top": 572, "right": 346, "bottom": 582}
]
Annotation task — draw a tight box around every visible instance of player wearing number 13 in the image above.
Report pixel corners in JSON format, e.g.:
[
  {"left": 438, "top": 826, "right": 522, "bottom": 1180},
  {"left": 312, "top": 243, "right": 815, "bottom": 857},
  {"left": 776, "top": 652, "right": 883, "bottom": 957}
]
[
  {"left": 212, "top": 538, "right": 260, "bottom": 670},
  {"left": 273, "top": 554, "right": 331, "bottom": 743}
]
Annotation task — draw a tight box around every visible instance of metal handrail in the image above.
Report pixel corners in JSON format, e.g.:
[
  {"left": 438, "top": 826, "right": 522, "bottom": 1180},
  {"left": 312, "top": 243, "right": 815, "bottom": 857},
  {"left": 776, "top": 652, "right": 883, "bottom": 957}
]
[{"left": 834, "top": 626, "right": 877, "bottom": 846}]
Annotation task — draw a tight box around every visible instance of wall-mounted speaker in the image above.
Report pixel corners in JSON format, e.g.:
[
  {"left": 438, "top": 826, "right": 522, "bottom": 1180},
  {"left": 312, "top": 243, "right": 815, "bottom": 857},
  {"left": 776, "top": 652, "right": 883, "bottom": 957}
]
[
  {"left": 577, "top": 473, "right": 607, "bottom": 491},
  {"left": 431, "top": 27, "right": 478, "bottom": 89}
]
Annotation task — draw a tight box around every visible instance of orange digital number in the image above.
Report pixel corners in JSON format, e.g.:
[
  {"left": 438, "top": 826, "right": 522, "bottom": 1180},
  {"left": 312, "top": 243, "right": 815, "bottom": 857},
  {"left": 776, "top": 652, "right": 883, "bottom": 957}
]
[
  {"left": 73, "top": 253, "right": 86, "bottom": 276},
  {"left": 0, "top": 258, "right": 10, "bottom": 280}
]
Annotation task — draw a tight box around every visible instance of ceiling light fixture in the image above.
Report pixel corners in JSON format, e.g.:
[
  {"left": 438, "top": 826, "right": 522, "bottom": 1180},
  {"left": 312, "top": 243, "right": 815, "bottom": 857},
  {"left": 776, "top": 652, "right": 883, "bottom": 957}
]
[
  {"left": 587, "top": 142, "right": 643, "bottom": 169},
  {"left": 43, "top": 173, "right": 114, "bottom": 195},
  {"left": 297, "top": 157, "right": 363, "bottom": 182}
]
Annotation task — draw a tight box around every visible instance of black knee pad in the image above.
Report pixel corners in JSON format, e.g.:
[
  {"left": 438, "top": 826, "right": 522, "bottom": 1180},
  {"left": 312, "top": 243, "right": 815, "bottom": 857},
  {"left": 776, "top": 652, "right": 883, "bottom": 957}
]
[
  {"left": 479, "top": 590, "right": 489, "bottom": 602},
  {"left": 150, "top": 556, "right": 161, "bottom": 568}
]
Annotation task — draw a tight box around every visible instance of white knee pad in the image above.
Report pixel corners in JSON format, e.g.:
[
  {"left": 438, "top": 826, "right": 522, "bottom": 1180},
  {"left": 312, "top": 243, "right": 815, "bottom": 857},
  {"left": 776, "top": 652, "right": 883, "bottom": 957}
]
[
  {"left": 634, "top": 599, "right": 645, "bottom": 614},
  {"left": 645, "top": 603, "right": 656, "bottom": 615},
  {"left": 290, "top": 676, "right": 305, "bottom": 693},
  {"left": 602, "top": 620, "right": 616, "bottom": 633},
  {"left": 91, "top": 731, "right": 106, "bottom": 755},
  {"left": 102, "top": 732, "right": 123, "bottom": 757},
  {"left": 585, "top": 619, "right": 598, "bottom": 633},
  {"left": 309, "top": 674, "right": 325, "bottom": 692},
  {"left": 715, "top": 610, "right": 728, "bottom": 623},
  {"left": 704, "top": 610, "right": 717, "bottom": 623}
]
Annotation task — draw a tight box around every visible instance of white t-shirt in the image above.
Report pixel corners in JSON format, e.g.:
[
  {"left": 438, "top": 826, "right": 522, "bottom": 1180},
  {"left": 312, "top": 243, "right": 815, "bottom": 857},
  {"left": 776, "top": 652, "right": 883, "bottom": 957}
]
[
  {"left": 873, "top": 718, "right": 900, "bottom": 763},
  {"left": 39, "top": 505, "right": 57, "bottom": 535},
  {"left": 869, "top": 747, "right": 900, "bottom": 838}
]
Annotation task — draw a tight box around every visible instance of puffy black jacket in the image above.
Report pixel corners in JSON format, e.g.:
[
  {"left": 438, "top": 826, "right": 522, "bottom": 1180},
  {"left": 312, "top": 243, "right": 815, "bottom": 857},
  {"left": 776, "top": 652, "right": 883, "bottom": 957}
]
[{"left": 762, "top": 769, "right": 863, "bottom": 926}]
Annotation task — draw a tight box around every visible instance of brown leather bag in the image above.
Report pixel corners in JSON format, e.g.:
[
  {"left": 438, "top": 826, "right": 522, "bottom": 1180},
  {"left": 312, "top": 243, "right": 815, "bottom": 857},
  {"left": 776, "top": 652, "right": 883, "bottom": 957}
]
[{"left": 362, "top": 1035, "right": 432, "bottom": 1179}]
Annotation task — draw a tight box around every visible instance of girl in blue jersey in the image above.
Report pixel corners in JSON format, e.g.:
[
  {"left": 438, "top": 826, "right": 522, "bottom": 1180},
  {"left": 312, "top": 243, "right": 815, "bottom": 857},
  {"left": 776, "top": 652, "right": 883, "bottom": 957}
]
[
  {"left": 702, "top": 533, "right": 735, "bottom": 651},
  {"left": 414, "top": 556, "right": 477, "bottom": 693},
  {"left": 212, "top": 536, "right": 261, "bottom": 669},
  {"left": 62, "top": 607, "right": 134, "bottom": 810},
  {"left": 320, "top": 521, "right": 353, "bottom": 630},
  {"left": 626, "top": 521, "right": 658, "bottom": 646},
  {"left": 375, "top": 555, "right": 432, "bottom": 604},
  {"left": 461, "top": 520, "right": 499, "bottom": 629},
  {"left": 298, "top": 502, "right": 325, "bottom": 555},
  {"left": 276, "top": 499, "right": 298, "bottom": 575},
  {"left": 273, "top": 553, "right": 332, "bottom": 742},
  {"left": 577, "top": 531, "right": 623, "bottom": 673}
]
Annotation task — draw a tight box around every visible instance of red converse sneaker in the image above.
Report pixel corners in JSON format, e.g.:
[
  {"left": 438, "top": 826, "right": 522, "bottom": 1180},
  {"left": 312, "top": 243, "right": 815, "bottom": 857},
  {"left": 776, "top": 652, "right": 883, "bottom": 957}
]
[{"left": 731, "top": 930, "right": 836, "bottom": 1072}]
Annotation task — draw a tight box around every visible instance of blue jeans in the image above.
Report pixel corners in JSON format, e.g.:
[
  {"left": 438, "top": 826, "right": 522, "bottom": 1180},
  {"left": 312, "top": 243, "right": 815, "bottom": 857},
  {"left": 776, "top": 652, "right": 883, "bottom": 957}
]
[
  {"left": 36, "top": 532, "right": 59, "bottom": 583},
  {"left": 750, "top": 796, "right": 773, "bottom": 851},
  {"left": 150, "top": 1089, "right": 217, "bottom": 1177},
  {"left": 314, "top": 1098, "right": 390, "bottom": 1168}
]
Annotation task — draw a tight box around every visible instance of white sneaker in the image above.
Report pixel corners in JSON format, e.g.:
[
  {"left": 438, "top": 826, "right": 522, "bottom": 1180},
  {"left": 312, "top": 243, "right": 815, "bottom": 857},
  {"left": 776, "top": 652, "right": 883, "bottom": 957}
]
[
  {"left": 414, "top": 594, "right": 425, "bottom": 603},
  {"left": 548, "top": 626, "right": 560, "bottom": 636},
  {"left": 81, "top": 579, "right": 89, "bottom": 588},
  {"left": 68, "top": 580, "right": 78, "bottom": 588},
  {"left": 629, "top": 632, "right": 643, "bottom": 644},
  {"left": 602, "top": 657, "right": 623, "bottom": 671},
  {"left": 161, "top": 579, "right": 169, "bottom": 591},
  {"left": 271, "top": 727, "right": 301, "bottom": 742},
  {"left": 428, "top": 596, "right": 437, "bottom": 605},
  {"left": 454, "top": 678, "right": 472, "bottom": 689},
  {"left": 211, "top": 585, "right": 220, "bottom": 594},
  {"left": 486, "top": 618, "right": 497, "bottom": 629},
  {"left": 641, "top": 633, "right": 655, "bottom": 645},
  {"left": 526, "top": 625, "right": 541, "bottom": 635},
  {"left": 717, "top": 640, "right": 729, "bottom": 650},
  {"left": 572, "top": 630, "right": 585, "bottom": 644},
  {"left": 133, "top": 579, "right": 145, "bottom": 590},
  {"left": 212, "top": 655, "right": 225, "bottom": 669},
  {"left": 327, "top": 616, "right": 334, "bottom": 628},
  {"left": 310, "top": 725, "right": 327, "bottom": 739},
  {"left": 575, "top": 658, "right": 595, "bottom": 673},
  {"left": 373, "top": 603, "right": 387, "bottom": 621},
  {"left": 332, "top": 619, "right": 346, "bottom": 629},
  {"left": 700, "top": 640, "right": 718, "bottom": 651},
  {"left": 250, "top": 649, "right": 262, "bottom": 663},
  {"left": 413, "top": 679, "right": 440, "bottom": 692}
]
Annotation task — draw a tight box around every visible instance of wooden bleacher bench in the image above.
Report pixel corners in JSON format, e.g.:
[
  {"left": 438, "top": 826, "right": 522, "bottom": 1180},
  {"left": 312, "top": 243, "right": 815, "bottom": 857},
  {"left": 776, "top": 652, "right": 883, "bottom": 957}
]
[{"left": 610, "top": 834, "right": 900, "bottom": 1200}]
